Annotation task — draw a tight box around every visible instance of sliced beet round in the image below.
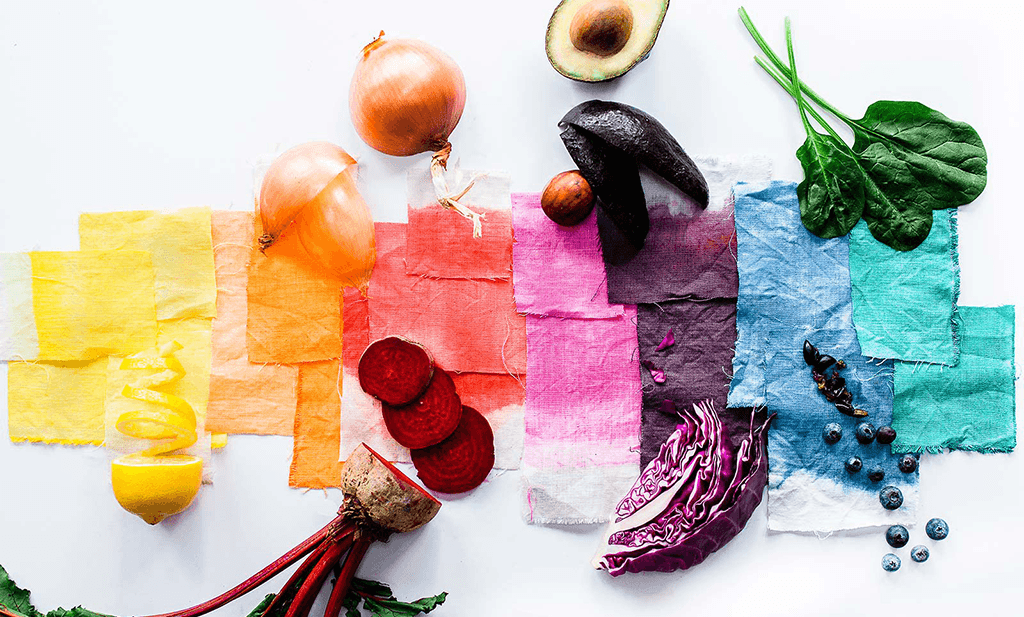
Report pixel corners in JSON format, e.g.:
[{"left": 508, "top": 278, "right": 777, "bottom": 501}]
[
  {"left": 381, "top": 369, "right": 462, "bottom": 449},
  {"left": 411, "top": 405, "right": 495, "bottom": 494},
  {"left": 358, "top": 336, "right": 434, "bottom": 406}
]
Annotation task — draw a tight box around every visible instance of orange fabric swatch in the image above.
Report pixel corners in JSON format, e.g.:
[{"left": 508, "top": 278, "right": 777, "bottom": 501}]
[
  {"left": 247, "top": 215, "right": 342, "bottom": 364},
  {"left": 208, "top": 211, "right": 299, "bottom": 435},
  {"left": 289, "top": 359, "right": 344, "bottom": 488}
]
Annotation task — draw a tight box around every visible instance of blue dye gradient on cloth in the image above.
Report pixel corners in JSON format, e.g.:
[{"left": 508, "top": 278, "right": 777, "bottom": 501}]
[{"left": 728, "top": 181, "right": 853, "bottom": 407}]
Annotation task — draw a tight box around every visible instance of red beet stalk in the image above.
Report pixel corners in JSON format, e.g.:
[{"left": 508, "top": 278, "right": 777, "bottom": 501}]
[{"left": 322, "top": 537, "right": 372, "bottom": 617}]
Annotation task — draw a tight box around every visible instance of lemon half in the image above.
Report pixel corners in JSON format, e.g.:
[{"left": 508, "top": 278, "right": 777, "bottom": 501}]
[{"left": 112, "top": 453, "right": 202, "bottom": 525}]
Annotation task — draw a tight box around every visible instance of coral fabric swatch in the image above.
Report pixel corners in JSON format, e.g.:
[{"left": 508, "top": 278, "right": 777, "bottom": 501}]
[
  {"left": 79, "top": 208, "right": 217, "bottom": 321},
  {"left": 247, "top": 216, "right": 343, "bottom": 364},
  {"left": 849, "top": 210, "right": 960, "bottom": 365},
  {"left": 30, "top": 250, "right": 158, "bottom": 361},
  {"left": 892, "top": 305, "right": 1016, "bottom": 453},
  {"left": 7, "top": 359, "right": 108, "bottom": 444},
  {"left": 368, "top": 223, "right": 527, "bottom": 374},
  {"left": 599, "top": 156, "right": 772, "bottom": 304},
  {"left": 342, "top": 287, "right": 370, "bottom": 369},
  {"left": 521, "top": 312, "right": 641, "bottom": 524},
  {"left": 207, "top": 211, "right": 298, "bottom": 435},
  {"left": 406, "top": 171, "right": 513, "bottom": 279},
  {"left": 290, "top": 360, "right": 344, "bottom": 489},
  {"left": 510, "top": 193, "right": 624, "bottom": 319},
  {"left": 0, "top": 253, "right": 40, "bottom": 361}
]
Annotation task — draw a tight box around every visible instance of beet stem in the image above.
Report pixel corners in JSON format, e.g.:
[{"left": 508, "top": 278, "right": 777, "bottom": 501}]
[
  {"left": 322, "top": 537, "right": 372, "bottom": 617},
  {"left": 142, "top": 516, "right": 352, "bottom": 617},
  {"left": 282, "top": 536, "right": 354, "bottom": 617},
  {"left": 257, "top": 531, "right": 338, "bottom": 617}
]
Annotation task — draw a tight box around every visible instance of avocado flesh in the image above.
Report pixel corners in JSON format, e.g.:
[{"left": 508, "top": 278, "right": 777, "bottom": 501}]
[
  {"left": 559, "top": 123, "right": 649, "bottom": 249},
  {"left": 561, "top": 100, "right": 709, "bottom": 207},
  {"left": 546, "top": 0, "right": 670, "bottom": 82}
]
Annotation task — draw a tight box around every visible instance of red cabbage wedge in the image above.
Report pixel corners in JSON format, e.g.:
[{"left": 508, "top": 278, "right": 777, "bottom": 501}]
[{"left": 594, "top": 400, "right": 773, "bottom": 575}]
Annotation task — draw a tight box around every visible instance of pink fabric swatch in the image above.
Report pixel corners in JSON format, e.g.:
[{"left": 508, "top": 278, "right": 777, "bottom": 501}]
[
  {"left": 511, "top": 193, "right": 624, "bottom": 319},
  {"left": 368, "top": 223, "right": 527, "bottom": 375}
]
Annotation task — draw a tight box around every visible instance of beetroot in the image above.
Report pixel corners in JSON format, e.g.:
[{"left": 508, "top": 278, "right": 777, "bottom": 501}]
[
  {"left": 382, "top": 369, "right": 463, "bottom": 449},
  {"left": 411, "top": 406, "right": 495, "bottom": 493},
  {"left": 358, "top": 336, "right": 434, "bottom": 406}
]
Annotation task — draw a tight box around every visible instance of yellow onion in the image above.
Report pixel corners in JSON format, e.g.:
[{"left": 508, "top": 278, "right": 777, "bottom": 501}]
[
  {"left": 258, "top": 141, "right": 376, "bottom": 289},
  {"left": 349, "top": 33, "right": 485, "bottom": 237}
]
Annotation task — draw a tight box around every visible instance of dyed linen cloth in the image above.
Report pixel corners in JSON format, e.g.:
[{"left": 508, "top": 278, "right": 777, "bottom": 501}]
[
  {"left": 79, "top": 208, "right": 217, "bottom": 320},
  {"left": 7, "top": 359, "right": 108, "bottom": 444},
  {"left": 207, "top": 211, "right": 298, "bottom": 436},
  {"left": 406, "top": 171, "right": 513, "bottom": 279},
  {"left": 521, "top": 312, "right": 641, "bottom": 525},
  {"left": 637, "top": 300, "right": 737, "bottom": 467},
  {"left": 0, "top": 253, "right": 39, "bottom": 361},
  {"left": 728, "top": 181, "right": 853, "bottom": 408},
  {"left": 368, "top": 223, "right": 527, "bottom": 375},
  {"left": 849, "top": 210, "right": 960, "bottom": 365},
  {"left": 762, "top": 327, "right": 916, "bottom": 533},
  {"left": 892, "top": 305, "right": 1016, "bottom": 453},
  {"left": 599, "top": 156, "right": 772, "bottom": 304},
  {"left": 510, "top": 193, "right": 624, "bottom": 319},
  {"left": 290, "top": 360, "right": 344, "bottom": 489}
]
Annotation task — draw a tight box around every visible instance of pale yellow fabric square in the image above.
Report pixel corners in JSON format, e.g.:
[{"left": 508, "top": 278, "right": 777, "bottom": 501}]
[
  {"left": 80, "top": 208, "right": 218, "bottom": 321},
  {"left": 7, "top": 359, "right": 107, "bottom": 445},
  {"left": 30, "top": 250, "right": 157, "bottom": 361}
]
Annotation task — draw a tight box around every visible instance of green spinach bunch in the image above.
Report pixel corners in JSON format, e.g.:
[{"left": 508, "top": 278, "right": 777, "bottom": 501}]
[{"left": 739, "top": 8, "right": 988, "bottom": 251}]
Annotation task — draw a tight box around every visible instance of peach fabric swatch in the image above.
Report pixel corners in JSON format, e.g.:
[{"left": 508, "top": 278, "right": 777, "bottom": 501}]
[
  {"left": 7, "top": 359, "right": 108, "bottom": 444},
  {"left": 247, "top": 215, "right": 342, "bottom": 364},
  {"left": 207, "top": 211, "right": 298, "bottom": 435},
  {"left": 289, "top": 359, "right": 344, "bottom": 489},
  {"left": 368, "top": 223, "right": 527, "bottom": 374}
]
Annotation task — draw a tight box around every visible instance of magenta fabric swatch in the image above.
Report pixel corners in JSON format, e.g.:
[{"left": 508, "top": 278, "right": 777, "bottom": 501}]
[
  {"left": 521, "top": 311, "right": 642, "bottom": 524},
  {"left": 511, "top": 193, "right": 625, "bottom": 319}
]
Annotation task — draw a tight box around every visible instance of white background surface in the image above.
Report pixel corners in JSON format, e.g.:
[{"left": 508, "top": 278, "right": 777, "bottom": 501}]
[{"left": 1, "top": 0, "right": 1022, "bottom": 615}]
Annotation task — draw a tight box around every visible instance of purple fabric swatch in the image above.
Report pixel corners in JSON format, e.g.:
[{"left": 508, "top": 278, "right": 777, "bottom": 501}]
[
  {"left": 511, "top": 193, "right": 624, "bottom": 319},
  {"left": 637, "top": 299, "right": 738, "bottom": 467}
]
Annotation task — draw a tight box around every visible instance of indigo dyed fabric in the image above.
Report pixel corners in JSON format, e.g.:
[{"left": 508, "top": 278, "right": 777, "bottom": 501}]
[
  {"left": 892, "top": 305, "right": 1016, "bottom": 453},
  {"left": 600, "top": 156, "right": 771, "bottom": 304},
  {"left": 762, "top": 327, "right": 917, "bottom": 532},
  {"left": 637, "top": 299, "right": 737, "bottom": 467},
  {"left": 849, "top": 210, "right": 960, "bottom": 365},
  {"left": 728, "top": 181, "right": 853, "bottom": 408}
]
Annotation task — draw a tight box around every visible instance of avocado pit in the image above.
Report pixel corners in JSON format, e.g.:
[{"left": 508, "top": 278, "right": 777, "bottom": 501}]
[{"left": 569, "top": 0, "right": 634, "bottom": 57}]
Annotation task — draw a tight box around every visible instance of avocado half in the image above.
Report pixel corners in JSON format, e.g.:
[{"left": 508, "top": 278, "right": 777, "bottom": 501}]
[{"left": 546, "top": 0, "right": 670, "bottom": 82}]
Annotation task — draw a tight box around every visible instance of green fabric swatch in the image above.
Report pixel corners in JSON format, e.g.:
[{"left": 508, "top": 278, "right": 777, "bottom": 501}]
[
  {"left": 892, "top": 305, "right": 1016, "bottom": 453},
  {"left": 849, "top": 209, "right": 959, "bottom": 364}
]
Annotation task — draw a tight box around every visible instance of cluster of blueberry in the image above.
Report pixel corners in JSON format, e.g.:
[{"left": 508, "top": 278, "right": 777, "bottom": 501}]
[
  {"left": 823, "top": 421, "right": 919, "bottom": 486},
  {"left": 882, "top": 518, "right": 949, "bottom": 572}
]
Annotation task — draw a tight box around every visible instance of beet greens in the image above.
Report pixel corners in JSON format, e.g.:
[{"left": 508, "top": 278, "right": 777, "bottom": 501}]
[{"left": 739, "top": 8, "right": 988, "bottom": 251}]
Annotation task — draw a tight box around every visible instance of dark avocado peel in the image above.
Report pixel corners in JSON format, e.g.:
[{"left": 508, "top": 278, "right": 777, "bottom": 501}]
[{"left": 558, "top": 100, "right": 708, "bottom": 250}]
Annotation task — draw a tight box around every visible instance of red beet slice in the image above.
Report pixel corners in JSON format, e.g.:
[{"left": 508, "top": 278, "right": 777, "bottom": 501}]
[
  {"left": 382, "top": 369, "right": 462, "bottom": 449},
  {"left": 411, "top": 405, "right": 495, "bottom": 494},
  {"left": 358, "top": 336, "right": 434, "bottom": 406}
]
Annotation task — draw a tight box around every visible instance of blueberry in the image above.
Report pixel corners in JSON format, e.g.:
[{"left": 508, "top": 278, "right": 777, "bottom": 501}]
[
  {"left": 898, "top": 454, "right": 918, "bottom": 473},
  {"left": 882, "top": 553, "right": 901, "bottom": 572},
  {"left": 879, "top": 485, "right": 903, "bottom": 510},
  {"left": 845, "top": 456, "right": 862, "bottom": 474},
  {"left": 885, "top": 524, "right": 909, "bottom": 548},
  {"left": 855, "top": 422, "right": 876, "bottom": 444},
  {"left": 926, "top": 518, "right": 949, "bottom": 541},
  {"left": 822, "top": 422, "right": 843, "bottom": 445},
  {"left": 868, "top": 467, "right": 885, "bottom": 482},
  {"left": 910, "top": 545, "right": 929, "bottom": 563},
  {"left": 876, "top": 425, "right": 897, "bottom": 445}
]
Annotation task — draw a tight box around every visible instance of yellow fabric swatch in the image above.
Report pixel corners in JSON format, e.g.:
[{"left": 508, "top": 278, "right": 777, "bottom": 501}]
[
  {"left": 30, "top": 250, "right": 157, "bottom": 361},
  {"left": 80, "top": 208, "right": 218, "bottom": 321},
  {"left": 7, "top": 359, "right": 107, "bottom": 444},
  {"left": 208, "top": 210, "right": 298, "bottom": 435},
  {"left": 289, "top": 360, "right": 344, "bottom": 488}
]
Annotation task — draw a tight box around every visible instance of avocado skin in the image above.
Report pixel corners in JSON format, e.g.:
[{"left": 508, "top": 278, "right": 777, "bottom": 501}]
[
  {"left": 559, "top": 123, "right": 649, "bottom": 249},
  {"left": 561, "top": 100, "right": 709, "bottom": 208}
]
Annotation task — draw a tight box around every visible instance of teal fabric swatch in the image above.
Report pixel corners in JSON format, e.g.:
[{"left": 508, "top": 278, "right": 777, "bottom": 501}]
[
  {"left": 892, "top": 305, "right": 1016, "bottom": 453},
  {"left": 849, "top": 209, "right": 960, "bottom": 365}
]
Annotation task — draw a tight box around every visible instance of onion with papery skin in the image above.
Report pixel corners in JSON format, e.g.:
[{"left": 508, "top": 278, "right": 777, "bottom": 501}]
[
  {"left": 349, "top": 32, "right": 485, "bottom": 236},
  {"left": 258, "top": 141, "right": 376, "bottom": 290}
]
